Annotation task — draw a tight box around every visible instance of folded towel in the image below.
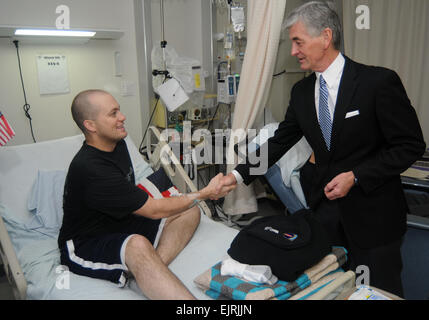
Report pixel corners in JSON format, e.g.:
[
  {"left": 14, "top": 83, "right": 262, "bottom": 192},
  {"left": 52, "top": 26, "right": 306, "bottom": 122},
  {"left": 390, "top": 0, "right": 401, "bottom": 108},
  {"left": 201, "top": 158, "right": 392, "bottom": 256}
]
[
  {"left": 287, "top": 270, "right": 344, "bottom": 300},
  {"left": 194, "top": 247, "right": 347, "bottom": 300},
  {"left": 221, "top": 257, "right": 278, "bottom": 285}
]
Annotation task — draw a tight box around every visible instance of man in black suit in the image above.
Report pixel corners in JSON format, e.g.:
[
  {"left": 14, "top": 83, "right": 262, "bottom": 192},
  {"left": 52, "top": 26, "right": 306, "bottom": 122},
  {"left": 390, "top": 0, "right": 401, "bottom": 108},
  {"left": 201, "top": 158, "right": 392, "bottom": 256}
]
[{"left": 220, "top": 1, "right": 425, "bottom": 297}]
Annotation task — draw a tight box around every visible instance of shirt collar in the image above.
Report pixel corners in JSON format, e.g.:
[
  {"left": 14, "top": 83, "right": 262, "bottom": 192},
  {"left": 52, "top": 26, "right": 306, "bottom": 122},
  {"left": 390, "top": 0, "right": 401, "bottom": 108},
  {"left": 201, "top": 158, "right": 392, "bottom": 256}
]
[{"left": 315, "top": 53, "right": 345, "bottom": 89}]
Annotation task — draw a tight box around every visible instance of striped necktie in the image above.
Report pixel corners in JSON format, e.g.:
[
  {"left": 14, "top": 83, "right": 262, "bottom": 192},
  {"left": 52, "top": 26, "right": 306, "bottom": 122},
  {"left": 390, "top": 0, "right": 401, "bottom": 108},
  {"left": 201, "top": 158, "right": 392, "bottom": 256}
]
[{"left": 318, "top": 75, "right": 332, "bottom": 150}]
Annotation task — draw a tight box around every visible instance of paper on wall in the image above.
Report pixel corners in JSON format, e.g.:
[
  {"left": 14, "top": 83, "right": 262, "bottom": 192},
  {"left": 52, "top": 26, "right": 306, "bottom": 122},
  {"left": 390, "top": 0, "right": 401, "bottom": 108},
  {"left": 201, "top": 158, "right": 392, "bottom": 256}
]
[{"left": 36, "top": 54, "right": 70, "bottom": 95}]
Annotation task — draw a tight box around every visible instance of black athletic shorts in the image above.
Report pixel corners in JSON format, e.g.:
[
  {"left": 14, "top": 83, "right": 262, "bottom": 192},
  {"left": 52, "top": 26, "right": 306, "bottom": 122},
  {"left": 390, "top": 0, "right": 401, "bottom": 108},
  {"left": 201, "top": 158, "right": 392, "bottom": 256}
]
[{"left": 59, "top": 217, "right": 165, "bottom": 287}]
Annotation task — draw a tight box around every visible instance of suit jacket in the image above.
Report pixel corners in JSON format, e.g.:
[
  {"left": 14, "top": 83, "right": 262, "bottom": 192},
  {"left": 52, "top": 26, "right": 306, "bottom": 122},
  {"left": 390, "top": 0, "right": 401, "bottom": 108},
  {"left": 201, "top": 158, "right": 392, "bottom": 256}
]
[{"left": 235, "top": 56, "right": 426, "bottom": 249}]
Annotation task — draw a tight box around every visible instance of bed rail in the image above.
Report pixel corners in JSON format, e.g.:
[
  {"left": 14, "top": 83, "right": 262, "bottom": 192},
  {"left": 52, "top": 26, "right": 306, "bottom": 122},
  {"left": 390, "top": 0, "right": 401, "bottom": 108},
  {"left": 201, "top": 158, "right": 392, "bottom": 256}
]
[
  {"left": 0, "top": 216, "right": 27, "bottom": 300},
  {"left": 146, "top": 126, "right": 212, "bottom": 218}
]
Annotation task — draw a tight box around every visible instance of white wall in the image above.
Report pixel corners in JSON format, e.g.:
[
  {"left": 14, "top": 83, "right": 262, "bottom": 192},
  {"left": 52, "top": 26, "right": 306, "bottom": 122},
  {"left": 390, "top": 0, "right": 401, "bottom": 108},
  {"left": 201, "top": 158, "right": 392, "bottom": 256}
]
[
  {"left": 343, "top": 0, "right": 429, "bottom": 145},
  {"left": 0, "top": 0, "right": 144, "bottom": 146},
  {"left": 150, "top": 0, "right": 204, "bottom": 68}
]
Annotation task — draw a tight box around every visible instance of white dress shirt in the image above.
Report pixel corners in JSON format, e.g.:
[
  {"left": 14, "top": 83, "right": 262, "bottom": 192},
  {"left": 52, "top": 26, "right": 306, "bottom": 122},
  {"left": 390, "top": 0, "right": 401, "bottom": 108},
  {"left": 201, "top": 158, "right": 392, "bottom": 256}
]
[
  {"left": 232, "top": 53, "right": 346, "bottom": 185},
  {"left": 314, "top": 52, "right": 345, "bottom": 122}
]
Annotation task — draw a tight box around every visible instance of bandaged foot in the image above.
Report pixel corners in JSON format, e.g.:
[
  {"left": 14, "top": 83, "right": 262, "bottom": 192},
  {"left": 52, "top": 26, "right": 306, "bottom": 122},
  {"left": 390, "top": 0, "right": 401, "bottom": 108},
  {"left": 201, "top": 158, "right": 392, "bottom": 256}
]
[{"left": 221, "top": 257, "right": 278, "bottom": 285}]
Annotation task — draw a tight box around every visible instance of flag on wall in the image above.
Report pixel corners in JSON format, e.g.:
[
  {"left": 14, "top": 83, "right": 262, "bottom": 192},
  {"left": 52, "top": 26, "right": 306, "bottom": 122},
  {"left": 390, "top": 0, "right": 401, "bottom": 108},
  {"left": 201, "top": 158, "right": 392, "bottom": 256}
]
[{"left": 0, "top": 111, "right": 15, "bottom": 146}]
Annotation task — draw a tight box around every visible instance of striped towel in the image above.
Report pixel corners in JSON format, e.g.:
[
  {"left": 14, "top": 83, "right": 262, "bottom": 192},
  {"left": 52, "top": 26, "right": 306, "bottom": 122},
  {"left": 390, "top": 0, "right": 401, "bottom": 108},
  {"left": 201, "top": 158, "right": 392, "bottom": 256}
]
[{"left": 194, "top": 247, "right": 347, "bottom": 300}]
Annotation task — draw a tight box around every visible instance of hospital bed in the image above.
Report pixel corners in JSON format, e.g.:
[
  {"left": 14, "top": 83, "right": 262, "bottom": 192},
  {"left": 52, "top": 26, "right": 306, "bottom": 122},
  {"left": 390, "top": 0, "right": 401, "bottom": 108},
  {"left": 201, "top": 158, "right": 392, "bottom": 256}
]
[{"left": 0, "top": 132, "right": 355, "bottom": 300}]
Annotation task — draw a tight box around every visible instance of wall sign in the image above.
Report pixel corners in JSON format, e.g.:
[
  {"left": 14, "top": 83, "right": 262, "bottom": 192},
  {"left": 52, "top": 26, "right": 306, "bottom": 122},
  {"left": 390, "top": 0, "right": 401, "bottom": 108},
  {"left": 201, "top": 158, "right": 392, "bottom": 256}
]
[{"left": 36, "top": 54, "right": 70, "bottom": 95}]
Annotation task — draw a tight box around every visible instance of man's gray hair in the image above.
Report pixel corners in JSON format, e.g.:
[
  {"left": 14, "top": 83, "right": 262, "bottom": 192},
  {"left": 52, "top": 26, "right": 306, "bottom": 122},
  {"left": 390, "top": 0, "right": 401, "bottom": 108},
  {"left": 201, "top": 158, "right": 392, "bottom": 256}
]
[{"left": 283, "top": 1, "right": 342, "bottom": 50}]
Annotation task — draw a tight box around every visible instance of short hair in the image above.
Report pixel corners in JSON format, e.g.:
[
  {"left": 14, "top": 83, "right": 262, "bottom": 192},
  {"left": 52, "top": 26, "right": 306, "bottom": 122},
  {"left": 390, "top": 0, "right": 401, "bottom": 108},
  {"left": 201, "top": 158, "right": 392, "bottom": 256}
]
[
  {"left": 283, "top": 1, "right": 343, "bottom": 50},
  {"left": 71, "top": 89, "right": 109, "bottom": 133}
]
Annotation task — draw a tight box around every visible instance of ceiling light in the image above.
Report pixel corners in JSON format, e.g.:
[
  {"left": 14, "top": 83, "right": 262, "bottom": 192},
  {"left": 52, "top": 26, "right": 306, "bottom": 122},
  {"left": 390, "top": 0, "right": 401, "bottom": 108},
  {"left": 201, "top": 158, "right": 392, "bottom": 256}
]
[{"left": 14, "top": 29, "right": 96, "bottom": 37}]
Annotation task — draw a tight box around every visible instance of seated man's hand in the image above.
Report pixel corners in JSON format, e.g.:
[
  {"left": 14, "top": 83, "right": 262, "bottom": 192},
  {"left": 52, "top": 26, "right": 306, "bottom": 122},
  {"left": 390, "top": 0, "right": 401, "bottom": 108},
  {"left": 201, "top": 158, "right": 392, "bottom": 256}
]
[{"left": 214, "top": 172, "right": 237, "bottom": 194}]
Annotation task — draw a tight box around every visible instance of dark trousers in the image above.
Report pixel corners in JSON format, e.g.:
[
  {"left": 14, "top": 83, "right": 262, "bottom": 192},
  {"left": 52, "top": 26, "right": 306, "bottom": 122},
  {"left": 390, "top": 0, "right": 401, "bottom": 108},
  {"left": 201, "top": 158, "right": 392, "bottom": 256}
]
[{"left": 300, "top": 160, "right": 404, "bottom": 297}]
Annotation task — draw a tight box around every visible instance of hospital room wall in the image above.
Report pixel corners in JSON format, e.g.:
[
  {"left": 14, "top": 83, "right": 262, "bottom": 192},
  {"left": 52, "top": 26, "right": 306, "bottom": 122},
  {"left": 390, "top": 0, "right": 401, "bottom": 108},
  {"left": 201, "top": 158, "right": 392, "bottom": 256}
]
[{"left": 0, "top": 0, "right": 144, "bottom": 147}]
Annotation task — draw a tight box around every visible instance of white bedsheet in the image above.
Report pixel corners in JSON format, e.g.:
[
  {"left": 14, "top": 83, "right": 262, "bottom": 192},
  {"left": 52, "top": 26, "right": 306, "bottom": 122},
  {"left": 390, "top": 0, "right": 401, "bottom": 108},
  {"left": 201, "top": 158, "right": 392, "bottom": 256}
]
[{"left": 0, "top": 134, "right": 238, "bottom": 299}]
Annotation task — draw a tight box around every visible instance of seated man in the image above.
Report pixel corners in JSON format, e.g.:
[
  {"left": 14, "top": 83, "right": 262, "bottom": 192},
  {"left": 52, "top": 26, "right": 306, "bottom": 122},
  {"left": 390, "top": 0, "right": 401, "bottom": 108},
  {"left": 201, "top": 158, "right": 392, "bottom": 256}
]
[{"left": 58, "top": 89, "right": 234, "bottom": 300}]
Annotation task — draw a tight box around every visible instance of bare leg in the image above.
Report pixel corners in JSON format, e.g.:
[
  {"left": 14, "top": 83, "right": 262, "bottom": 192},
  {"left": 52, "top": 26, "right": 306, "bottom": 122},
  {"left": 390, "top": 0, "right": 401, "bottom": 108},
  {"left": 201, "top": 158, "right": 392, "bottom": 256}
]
[
  {"left": 156, "top": 206, "right": 201, "bottom": 265},
  {"left": 125, "top": 234, "right": 196, "bottom": 300}
]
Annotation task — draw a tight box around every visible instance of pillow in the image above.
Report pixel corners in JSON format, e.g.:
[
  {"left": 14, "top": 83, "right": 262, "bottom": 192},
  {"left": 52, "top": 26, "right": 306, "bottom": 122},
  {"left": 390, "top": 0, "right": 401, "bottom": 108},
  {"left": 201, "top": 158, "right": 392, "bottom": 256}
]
[
  {"left": 24, "top": 161, "right": 155, "bottom": 233},
  {"left": 26, "top": 169, "right": 67, "bottom": 233},
  {"left": 133, "top": 160, "right": 154, "bottom": 183},
  {"left": 24, "top": 164, "right": 175, "bottom": 231},
  {"left": 136, "top": 166, "right": 181, "bottom": 199}
]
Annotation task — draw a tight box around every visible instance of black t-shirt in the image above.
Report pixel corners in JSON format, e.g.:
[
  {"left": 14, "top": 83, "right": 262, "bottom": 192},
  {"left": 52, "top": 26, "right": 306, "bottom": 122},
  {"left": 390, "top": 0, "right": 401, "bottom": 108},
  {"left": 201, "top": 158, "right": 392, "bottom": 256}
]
[{"left": 58, "top": 139, "right": 149, "bottom": 248}]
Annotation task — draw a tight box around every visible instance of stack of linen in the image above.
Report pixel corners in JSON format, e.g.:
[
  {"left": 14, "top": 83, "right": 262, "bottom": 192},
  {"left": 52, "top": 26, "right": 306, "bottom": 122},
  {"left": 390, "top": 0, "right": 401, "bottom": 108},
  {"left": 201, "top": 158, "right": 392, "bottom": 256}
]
[{"left": 194, "top": 246, "right": 347, "bottom": 300}]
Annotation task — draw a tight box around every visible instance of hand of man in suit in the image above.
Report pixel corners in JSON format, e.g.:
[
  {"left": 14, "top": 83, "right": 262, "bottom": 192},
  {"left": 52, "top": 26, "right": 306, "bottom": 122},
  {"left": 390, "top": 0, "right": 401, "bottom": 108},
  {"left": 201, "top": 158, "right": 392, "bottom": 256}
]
[{"left": 324, "top": 171, "right": 356, "bottom": 200}]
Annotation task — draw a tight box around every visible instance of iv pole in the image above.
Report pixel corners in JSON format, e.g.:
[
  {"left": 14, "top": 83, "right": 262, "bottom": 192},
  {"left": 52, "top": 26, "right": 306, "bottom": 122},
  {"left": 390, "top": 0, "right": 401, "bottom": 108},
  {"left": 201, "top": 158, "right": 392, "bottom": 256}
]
[
  {"left": 152, "top": 0, "right": 169, "bottom": 78},
  {"left": 141, "top": 0, "right": 169, "bottom": 155}
]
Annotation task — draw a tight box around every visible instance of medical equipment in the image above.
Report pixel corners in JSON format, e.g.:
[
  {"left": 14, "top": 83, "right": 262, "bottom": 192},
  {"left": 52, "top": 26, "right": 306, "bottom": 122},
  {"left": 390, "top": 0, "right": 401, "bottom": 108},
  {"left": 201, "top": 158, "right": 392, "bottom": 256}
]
[
  {"left": 231, "top": 5, "right": 245, "bottom": 33},
  {"left": 188, "top": 107, "right": 202, "bottom": 121},
  {"left": 224, "top": 24, "right": 235, "bottom": 61},
  {"left": 217, "top": 74, "right": 240, "bottom": 104},
  {"left": 215, "top": 1, "right": 245, "bottom": 107}
]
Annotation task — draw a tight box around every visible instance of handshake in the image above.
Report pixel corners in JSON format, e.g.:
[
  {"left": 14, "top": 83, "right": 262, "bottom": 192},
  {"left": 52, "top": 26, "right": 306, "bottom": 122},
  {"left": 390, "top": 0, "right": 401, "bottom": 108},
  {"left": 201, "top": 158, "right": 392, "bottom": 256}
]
[{"left": 200, "top": 172, "right": 238, "bottom": 201}]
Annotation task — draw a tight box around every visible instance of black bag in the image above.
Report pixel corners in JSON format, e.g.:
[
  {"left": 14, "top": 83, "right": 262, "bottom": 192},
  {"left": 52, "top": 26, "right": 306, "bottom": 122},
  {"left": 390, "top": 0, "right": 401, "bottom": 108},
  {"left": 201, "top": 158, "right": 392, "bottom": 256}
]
[{"left": 227, "top": 209, "right": 331, "bottom": 282}]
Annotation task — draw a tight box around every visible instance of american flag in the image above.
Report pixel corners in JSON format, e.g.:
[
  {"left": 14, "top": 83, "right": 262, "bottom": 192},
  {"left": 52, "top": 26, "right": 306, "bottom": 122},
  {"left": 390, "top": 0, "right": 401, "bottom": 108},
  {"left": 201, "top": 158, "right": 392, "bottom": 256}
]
[{"left": 0, "top": 111, "right": 15, "bottom": 146}]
